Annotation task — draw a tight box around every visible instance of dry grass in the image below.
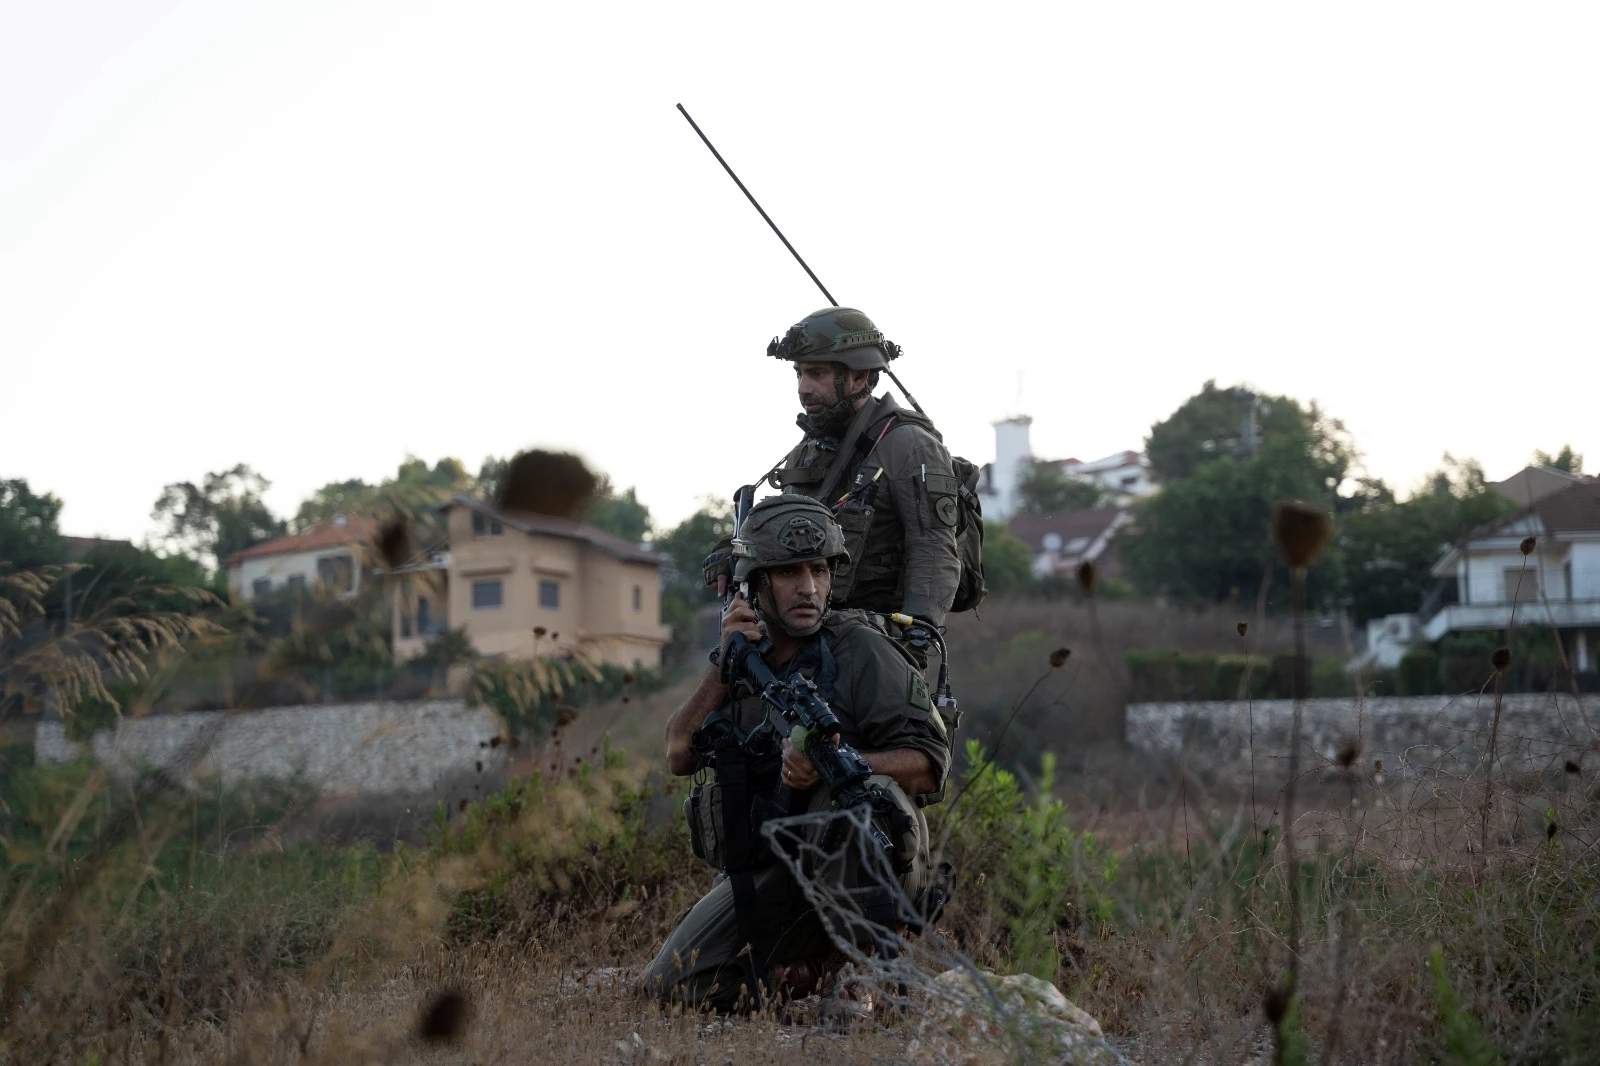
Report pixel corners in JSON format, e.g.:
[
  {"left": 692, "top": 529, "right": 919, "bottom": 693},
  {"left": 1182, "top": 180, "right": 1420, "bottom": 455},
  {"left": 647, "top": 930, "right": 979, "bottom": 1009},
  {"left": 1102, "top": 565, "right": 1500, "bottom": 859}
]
[{"left": 4, "top": 578, "right": 1597, "bottom": 1064}]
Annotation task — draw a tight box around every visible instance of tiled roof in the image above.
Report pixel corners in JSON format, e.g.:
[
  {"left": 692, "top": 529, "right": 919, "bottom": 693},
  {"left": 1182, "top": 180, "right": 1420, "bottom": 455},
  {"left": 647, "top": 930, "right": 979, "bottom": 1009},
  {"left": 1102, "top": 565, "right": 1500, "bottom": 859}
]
[
  {"left": 448, "top": 496, "right": 664, "bottom": 566},
  {"left": 222, "top": 516, "right": 378, "bottom": 569},
  {"left": 1005, "top": 508, "right": 1129, "bottom": 554},
  {"left": 1534, "top": 480, "right": 1600, "bottom": 535}
]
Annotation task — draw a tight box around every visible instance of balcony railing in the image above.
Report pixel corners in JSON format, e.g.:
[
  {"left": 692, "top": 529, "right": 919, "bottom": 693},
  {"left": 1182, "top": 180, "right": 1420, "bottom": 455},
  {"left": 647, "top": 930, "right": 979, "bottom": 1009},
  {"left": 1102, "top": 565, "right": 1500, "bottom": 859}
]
[{"left": 1422, "top": 599, "right": 1600, "bottom": 642}]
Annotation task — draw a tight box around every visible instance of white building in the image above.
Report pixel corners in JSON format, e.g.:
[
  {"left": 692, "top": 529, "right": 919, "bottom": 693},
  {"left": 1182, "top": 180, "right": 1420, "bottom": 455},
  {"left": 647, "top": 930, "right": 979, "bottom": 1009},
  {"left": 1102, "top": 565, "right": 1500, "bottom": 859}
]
[
  {"left": 223, "top": 515, "right": 376, "bottom": 602},
  {"left": 976, "top": 415, "right": 1155, "bottom": 522},
  {"left": 1350, "top": 477, "right": 1600, "bottom": 673}
]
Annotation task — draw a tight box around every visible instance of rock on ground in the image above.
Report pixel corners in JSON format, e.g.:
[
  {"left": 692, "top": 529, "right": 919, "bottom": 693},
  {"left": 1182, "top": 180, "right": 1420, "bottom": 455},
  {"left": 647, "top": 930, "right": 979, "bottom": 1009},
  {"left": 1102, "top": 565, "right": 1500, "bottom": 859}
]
[{"left": 908, "top": 968, "right": 1118, "bottom": 1066}]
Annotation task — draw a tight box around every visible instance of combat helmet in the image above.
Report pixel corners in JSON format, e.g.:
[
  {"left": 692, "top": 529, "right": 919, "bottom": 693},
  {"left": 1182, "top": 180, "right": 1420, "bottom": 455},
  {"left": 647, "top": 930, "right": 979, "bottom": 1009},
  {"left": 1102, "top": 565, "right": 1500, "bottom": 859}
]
[
  {"left": 767, "top": 307, "right": 903, "bottom": 371},
  {"left": 731, "top": 494, "right": 849, "bottom": 583}
]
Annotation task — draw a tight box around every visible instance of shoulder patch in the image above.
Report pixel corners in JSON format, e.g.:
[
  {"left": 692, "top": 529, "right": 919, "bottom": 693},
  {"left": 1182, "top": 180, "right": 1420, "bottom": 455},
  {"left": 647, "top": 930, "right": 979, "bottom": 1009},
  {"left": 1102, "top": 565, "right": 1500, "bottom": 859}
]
[
  {"left": 934, "top": 495, "right": 959, "bottom": 527},
  {"left": 908, "top": 671, "right": 933, "bottom": 713}
]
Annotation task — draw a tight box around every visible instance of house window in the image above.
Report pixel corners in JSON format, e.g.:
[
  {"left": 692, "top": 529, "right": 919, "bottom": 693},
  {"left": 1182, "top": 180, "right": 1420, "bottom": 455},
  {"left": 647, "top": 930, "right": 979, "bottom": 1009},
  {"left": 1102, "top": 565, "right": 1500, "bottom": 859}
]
[
  {"left": 632, "top": 585, "right": 642, "bottom": 612},
  {"left": 417, "top": 596, "right": 432, "bottom": 633},
  {"left": 316, "top": 554, "right": 354, "bottom": 592},
  {"left": 251, "top": 578, "right": 271, "bottom": 599},
  {"left": 1502, "top": 568, "right": 1539, "bottom": 604},
  {"left": 490, "top": 519, "right": 503, "bottom": 535},
  {"left": 1564, "top": 561, "right": 1573, "bottom": 601},
  {"left": 472, "top": 512, "right": 486, "bottom": 535},
  {"left": 472, "top": 579, "right": 503, "bottom": 609},
  {"left": 539, "top": 579, "right": 560, "bottom": 609},
  {"left": 400, "top": 604, "right": 413, "bottom": 638},
  {"left": 287, "top": 575, "right": 306, "bottom": 596}
]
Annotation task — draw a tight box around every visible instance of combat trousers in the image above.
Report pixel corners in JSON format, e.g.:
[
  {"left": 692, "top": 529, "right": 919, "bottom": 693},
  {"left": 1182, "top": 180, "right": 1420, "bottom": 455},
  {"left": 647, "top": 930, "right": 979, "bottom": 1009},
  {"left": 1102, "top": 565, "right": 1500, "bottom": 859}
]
[{"left": 639, "top": 775, "right": 927, "bottom": 1013}]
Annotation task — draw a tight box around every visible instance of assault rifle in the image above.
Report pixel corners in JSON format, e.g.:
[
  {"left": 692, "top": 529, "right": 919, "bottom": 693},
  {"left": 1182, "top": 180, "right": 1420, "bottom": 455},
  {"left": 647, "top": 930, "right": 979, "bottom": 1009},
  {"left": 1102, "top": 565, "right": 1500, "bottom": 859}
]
[{"left": 720, "top": 631, "right": 907, "bottom": 854}]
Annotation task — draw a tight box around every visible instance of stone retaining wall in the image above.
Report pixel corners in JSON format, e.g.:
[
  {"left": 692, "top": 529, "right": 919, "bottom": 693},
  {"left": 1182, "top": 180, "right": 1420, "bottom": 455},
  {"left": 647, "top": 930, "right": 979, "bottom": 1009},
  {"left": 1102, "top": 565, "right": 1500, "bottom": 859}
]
[
  {"left": 1126, "top": 693, "right": 1600, "bottom": 786},
  {"left": 34, "top": 700, "right": 509, "bottom": 795}
]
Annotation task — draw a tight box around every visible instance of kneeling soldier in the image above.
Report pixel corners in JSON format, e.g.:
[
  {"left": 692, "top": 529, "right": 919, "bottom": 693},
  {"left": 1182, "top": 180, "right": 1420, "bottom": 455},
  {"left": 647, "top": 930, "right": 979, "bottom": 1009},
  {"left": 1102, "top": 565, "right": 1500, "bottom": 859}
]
[{"left": 640, "top": 495, "right": 952, "bottom": 1016}]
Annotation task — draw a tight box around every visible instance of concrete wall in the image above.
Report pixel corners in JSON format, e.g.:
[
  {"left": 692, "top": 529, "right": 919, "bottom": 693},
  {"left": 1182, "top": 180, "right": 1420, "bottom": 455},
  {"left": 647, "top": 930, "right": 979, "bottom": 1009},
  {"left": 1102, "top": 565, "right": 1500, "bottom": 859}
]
[
  {"left": 34, "top": 700, "right": 508, "bottom": 795},
  {"left": 1127, "top": 693, "right": 1599, "bottom": 786}
]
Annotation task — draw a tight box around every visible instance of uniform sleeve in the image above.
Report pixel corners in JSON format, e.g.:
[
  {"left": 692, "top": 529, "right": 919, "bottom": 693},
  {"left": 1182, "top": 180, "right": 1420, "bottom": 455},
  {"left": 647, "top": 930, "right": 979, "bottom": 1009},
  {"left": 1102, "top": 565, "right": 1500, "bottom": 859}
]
[
  {"left": 836, "top": 628, "right": 952, "bottom": 805},
  {"left": 880, "top": 428, "right": 961, "bottom": 626}
]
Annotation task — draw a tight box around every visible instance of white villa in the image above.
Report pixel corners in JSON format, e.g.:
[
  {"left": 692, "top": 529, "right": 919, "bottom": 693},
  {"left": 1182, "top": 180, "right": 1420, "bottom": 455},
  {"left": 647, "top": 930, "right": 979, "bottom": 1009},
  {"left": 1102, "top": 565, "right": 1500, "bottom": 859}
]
[
  {"left": 1355, "top": 476, "right": 1600, "bottom": 673},
  {"left": 976, "top": 415, "right": 1155, "bottom": 522}
]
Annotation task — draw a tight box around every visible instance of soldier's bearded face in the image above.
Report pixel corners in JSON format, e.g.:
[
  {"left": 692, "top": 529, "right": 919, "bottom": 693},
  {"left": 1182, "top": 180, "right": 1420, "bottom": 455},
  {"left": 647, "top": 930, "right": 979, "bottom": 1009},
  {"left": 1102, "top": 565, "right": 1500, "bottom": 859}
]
[
  {"left": 796, "top": 363, "right": 869, "bottom": 415},
  {"left": 760, "top": 559, "right": 832, "bottom": 635}
]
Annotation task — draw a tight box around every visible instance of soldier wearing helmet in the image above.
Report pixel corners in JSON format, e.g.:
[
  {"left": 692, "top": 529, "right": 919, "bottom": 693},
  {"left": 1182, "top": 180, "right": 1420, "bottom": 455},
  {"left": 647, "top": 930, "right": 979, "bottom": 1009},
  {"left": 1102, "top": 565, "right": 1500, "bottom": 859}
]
[
  {"left": 643, "top": 496, "right": 951, "bottom": 1017},
  {"left": 767, "top": 308, "right": 963, "bottom": 633}
]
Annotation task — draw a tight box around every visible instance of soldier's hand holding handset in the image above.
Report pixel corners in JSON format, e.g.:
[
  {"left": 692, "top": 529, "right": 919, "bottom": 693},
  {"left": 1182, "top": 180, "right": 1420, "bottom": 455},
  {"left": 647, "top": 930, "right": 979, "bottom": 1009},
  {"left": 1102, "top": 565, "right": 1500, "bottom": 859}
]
[{"left": 720, "top": 591, "right": 763, "bottom": 649}]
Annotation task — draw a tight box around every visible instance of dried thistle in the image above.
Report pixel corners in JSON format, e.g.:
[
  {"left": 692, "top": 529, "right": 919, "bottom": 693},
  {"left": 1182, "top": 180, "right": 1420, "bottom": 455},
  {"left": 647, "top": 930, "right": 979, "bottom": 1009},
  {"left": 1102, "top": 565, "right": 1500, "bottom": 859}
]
[
  {"left": 1547, "top": 821, "right": 1559, "bottom": 841},
  {"left": 1337, "top": 739, "right": 1360, "bottom": 768},
  {"left": 1263, "top": 984, "right": 1289, "bottom": 1024},
  {"left": 374, "top": 511, "right": 411, "bottom": 569},
  {"left": 622, "top": 671, "right": 636, "bottom": 685},
  {"left": 418, "top": 988, "right": 469, "bottom": 1042},
  {"left": 1075, "top": 560, "right": 1097, "bottom": 596},
  {"left": 1374, "top": 759, "right": 1384, "bottom": 773},
  {"left": 1565, "top": 760, "right": 1581, "bottom": 774},
  {"left": 1520, "top": 536, "right": 1537, "bottom": 556},
  {"left": 1237, "top": 621, "right": 1248, "bottom": 637},
  {"left": 497, "top": 449, "right": 598, "bottom": 518},
  {"left": 1271, "top": 500, "right": 1334, "bottom": 568},
  {"left": 1049, "top": 647, "right": 1071, "bottom": 669},
  {"left": 1491, "top": 646, "right": 1512, "bottom": 672},
  {"left": 533, "top": 626, "right": 548, "bottom": 638},
  {"left": 555, "top": 705, "right": 580, "bottom": 728}
]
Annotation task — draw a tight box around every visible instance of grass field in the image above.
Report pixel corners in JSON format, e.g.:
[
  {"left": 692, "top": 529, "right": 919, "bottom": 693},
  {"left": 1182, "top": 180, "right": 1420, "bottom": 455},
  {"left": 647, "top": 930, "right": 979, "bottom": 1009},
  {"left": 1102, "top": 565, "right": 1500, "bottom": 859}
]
[{"left": 3, "top": 597, "right": 1598, "bottom": 1064}]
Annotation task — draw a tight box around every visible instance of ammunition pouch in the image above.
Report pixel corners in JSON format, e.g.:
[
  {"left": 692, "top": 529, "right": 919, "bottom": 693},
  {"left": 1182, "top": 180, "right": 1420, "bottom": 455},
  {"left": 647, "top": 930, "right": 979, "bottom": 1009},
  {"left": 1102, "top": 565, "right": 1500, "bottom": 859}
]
[
  {"left": 684, "top": 779, "right": 726, "bottom": 871},
  {"left": 828, "top": 504, "right": 874, "bottom": 607}
]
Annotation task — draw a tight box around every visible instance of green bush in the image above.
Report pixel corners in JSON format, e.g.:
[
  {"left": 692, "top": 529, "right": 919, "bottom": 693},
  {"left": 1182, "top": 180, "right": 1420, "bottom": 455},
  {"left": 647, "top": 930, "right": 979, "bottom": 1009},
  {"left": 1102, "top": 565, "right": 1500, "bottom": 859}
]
[
  {"left": 1126, "top": 650, "right": 1271, "bottom": 702},
  {"left": 1399, "top": 647, "right": 1441, "bottom": 696},
  {"left": 1438, "top": 633, "right": 1498, "bottom": 694},
  {"left": 1212, "top": 654, "right": 1273, "bottom": 701}
]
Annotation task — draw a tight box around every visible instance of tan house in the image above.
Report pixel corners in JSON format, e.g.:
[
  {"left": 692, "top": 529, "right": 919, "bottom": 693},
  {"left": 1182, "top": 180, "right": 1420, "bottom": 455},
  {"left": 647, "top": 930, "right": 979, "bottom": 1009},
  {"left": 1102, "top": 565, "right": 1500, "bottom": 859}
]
[{"left": 392, "top": 495, "right": 671, "bottom": 670}]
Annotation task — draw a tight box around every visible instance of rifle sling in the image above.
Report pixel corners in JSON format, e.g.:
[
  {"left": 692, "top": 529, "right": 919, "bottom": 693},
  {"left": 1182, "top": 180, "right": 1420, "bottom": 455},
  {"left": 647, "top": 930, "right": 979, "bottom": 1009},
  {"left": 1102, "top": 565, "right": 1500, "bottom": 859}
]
[
  {"left": 816, "top": 400, "right": 886, "bottom": 505},
  {"left": 715, "top": 745, "right": 768, "bottom": 1005}
]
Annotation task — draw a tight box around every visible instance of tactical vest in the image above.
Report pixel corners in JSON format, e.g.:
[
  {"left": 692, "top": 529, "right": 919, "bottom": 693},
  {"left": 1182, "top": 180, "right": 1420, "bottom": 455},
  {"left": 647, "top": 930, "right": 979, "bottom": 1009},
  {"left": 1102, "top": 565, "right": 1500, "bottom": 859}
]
[{"left": 775, "top": 406, "right": 987, "bottom": 616}]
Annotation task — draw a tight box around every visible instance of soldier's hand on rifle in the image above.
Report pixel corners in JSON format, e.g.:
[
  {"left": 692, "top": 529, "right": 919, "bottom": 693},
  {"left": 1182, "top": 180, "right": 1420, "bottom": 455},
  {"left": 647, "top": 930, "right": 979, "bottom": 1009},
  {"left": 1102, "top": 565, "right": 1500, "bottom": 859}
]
[
  {"left": 781, "top": 732, "right": 839, "bottom": 791},
  {"left": 720, "top": 591, "right": 762, "bottom": 646}
]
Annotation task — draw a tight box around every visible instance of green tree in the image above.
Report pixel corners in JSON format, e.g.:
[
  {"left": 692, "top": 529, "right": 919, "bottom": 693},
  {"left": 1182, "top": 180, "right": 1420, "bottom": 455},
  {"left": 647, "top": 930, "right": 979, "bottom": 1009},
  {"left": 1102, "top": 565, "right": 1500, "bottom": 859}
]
[
  {"left": 292, "top": 478, "right": 373, "bottom": 531},
  {"left": 981, "top": 520, "right": 1035, "bottom": 595},
  {"left": 652, "top": 498, "right": 736, "bottom": 655},
  {"left": 1532, "top": 445, "right": 1584, "bottom": 475},
  {"left": 584, "top": 479, "right": 652, "bottom": 543},
  {"left": 1120, "top": 436, "right": 1340, "bottom": 606},
  {"left": 152, "top": 465, "right": 286, "bottom": 567},
  {"left": 1339, "top": 456, "right": 1516, "bottom": 624},
  {"left": 0, "top": 479, "right": 64, "bottom": 570},
  {"left": 1016, "top": 464, "right": 1113, "bottom": 514},
  {"left": 1145, "top": 380, "right": 1352, "bottom": 489},
  {"left": 654, "top": 498, "right": 734, "bottom": 589}
]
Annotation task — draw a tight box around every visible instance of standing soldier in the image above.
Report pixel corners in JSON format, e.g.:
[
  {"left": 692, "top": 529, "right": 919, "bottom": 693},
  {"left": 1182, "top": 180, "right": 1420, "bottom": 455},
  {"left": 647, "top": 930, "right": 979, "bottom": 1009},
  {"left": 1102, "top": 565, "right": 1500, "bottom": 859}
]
[{"left": 765, "top": 307, "right": 967, "bottom": 636}]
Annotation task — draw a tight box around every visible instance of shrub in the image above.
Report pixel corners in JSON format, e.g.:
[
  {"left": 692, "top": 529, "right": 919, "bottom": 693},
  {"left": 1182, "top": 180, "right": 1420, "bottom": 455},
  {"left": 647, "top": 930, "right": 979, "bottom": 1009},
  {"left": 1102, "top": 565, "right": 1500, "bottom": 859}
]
[{"left": 1399, "top": 647, "right": 1441, "bottom": 695}]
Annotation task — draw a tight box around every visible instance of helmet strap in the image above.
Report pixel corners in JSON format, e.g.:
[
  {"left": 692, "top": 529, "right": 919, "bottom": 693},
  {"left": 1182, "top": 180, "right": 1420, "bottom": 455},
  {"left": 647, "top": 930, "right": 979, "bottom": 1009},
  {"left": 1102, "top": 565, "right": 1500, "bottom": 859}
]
[{"left": 796, "top": 363, "right": 873, "bottom": 437}]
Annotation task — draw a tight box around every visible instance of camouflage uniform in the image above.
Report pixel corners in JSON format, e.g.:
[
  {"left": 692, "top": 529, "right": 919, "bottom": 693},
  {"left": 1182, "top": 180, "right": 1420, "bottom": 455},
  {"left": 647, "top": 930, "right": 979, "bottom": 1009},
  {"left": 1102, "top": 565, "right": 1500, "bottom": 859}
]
[
  {"left": 639, "top": 610, "right": 950, "bottom": 1012},
  {"left": 641, "top": 495, "right": 951, "bottom": 1013},
  {"left": 767, "top": 308, "right": 962, "bottom": 628}
]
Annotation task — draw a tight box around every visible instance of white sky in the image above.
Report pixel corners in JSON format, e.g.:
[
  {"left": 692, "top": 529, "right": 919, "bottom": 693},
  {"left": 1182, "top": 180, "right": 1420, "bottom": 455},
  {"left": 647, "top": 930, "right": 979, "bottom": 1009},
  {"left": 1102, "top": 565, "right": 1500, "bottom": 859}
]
[{"left": 3, "top": 0, "right": 1597, "bottom": 543}]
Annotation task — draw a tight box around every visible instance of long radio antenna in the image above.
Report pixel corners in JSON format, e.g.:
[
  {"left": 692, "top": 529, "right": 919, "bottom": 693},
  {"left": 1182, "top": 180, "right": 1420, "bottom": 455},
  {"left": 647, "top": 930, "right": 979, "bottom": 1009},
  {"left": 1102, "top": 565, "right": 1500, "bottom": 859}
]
[
  {"left": 675, "top": 103, "right": 928, "bottom": 416},
  {"left": 676, "top": 104, "right": 837, "bottom": 306}
]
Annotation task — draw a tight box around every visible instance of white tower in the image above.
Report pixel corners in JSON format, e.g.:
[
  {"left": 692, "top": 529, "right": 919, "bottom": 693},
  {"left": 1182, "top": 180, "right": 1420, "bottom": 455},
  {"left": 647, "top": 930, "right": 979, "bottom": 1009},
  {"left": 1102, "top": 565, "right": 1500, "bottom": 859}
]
[{"left": 988, "top": 416, "right": 1034, "bottom": 521}]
